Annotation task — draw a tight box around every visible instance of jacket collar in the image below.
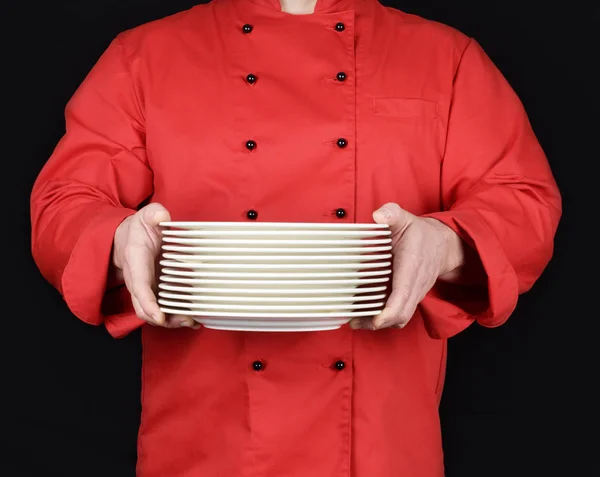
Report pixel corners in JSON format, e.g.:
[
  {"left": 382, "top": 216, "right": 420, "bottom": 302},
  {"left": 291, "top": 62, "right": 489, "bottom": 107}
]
[{"left": 242, "top": 0, "right": 367, "bottom": 14}]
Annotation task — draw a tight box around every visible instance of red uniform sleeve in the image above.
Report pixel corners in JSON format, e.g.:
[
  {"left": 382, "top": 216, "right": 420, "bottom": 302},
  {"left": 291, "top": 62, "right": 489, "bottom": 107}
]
[
  {"left": 421, "top": 39, "right": 562, "bottom": 339},
  {"left": 30, "top": 35, "right": 152, "bottom": 338}
]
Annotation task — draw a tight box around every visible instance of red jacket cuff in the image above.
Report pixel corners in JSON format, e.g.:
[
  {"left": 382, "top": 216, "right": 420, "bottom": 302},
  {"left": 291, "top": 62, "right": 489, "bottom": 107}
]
[
  {"left": 60, "top": 206, "right": 143, "bottom": 337},
  {"left": 420, "top": 209, "right": 520, "bottom": 339}
]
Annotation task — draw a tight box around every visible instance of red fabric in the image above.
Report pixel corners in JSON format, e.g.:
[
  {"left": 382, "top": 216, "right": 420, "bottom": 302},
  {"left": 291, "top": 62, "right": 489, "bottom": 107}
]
[{"left": 30, "top": 0, "right": 562, "bottom": 475}]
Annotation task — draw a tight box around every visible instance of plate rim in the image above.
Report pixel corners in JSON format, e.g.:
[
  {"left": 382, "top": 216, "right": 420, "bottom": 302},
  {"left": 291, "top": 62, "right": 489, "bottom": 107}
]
[
  {"left": 161, "top": 252, "right": 392, "bottom": 261},
  {"left": 158, "top": 298, "right": 385, "bottom": 311},
  {"left": 157, "top": 291, "right": 387, "bottom": 302},
  {"left": 162, "top": 238, "right": 393, "bottom": 245},
  {"left": 159, "top": 275, "right": 390, "bottom": 285},
  {"left": 161, "top": 230, "right": 392, "bottom": 237},
  {"left": 161, "top": 245, "right": 393, "bottom": 253},
  {"left": 160, "top": 221, "right": 389, "bottom": 229},
  {"left": 158, "top": 307, "right": 383, "bottom": 318},
  {"left": 160, "top": 268, "right": 391, "bottom": 278},
  {"left": 157, "top": 283, "right": 388, "bottom": 294},
  {"left": 159, "top": 260, "right": 392, "bottom": 270}
]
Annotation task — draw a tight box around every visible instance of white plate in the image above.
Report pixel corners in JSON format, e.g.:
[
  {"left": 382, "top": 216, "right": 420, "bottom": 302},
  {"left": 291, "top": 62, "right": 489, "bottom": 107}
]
[
  {"left": 160, "top": 268, "right": 391, "bottom": 278},
  {"left": 159, "top": 260, "right": 391, "bottom": 270},
  {"left": 158, "top": 283, "right": 388, "bottom": 295},
  {"left": 162, "top": 253, "right": 392, "bottom": 262},
  {"left": 193, "top": 319, "right": 351, "bottom": 332},
  {"left": 158, "top": 299, "right": 384, "bottom": 311},
  {"left": 158, "top": 307, "right": 382, "bottom": 318},
  {"left": 162, "top": 230, "right": 391, "bottom": 238},
  {"left": 158, "top": 291, "right": 387, "bottom": 303},
  {"left": 159, "top": 275, "right": 390, "bottom": 286},
  {"left": 162, "top": 237, "right": 392, "bottom": 246},
  {"left": 160, "top": 221, "right": 388, "bottom": 229},
  {"left": 162, "top": 245, "right": 393, "bottom": 254},
  {"left": 201, "top": 324, "right": 341, "bottom": 332}
]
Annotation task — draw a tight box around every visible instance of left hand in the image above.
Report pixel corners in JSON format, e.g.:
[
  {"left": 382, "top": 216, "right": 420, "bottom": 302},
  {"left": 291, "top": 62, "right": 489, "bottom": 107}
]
[{"left": 349, "top": 203, "right": 466, "bottom": 330}]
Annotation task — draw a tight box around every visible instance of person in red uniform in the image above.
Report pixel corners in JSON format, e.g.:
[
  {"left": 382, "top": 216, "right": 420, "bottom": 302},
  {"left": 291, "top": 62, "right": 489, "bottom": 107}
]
[{"left": 30, "top": 0, "right": 562, "bottom": 475}]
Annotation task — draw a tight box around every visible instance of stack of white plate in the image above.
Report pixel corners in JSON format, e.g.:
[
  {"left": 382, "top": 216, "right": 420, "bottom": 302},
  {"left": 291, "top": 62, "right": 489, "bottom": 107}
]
[{"left": 157, "top": 222, "right": 392, "bottom": 332}]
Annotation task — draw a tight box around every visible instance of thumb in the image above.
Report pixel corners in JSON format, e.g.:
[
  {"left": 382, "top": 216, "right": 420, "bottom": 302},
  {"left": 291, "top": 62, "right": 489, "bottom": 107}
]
[
  {"left": 373, "top": 202, "right": 414, "bottom": 231},
  {"left": 140, "top": 202, "right": 171, "bottom": 228}
]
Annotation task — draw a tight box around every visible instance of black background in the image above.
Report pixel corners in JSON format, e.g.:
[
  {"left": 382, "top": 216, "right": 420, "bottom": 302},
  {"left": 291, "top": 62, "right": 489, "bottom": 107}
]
[{"left": 2, "top": 1, "right": 597, "bottom": 476}]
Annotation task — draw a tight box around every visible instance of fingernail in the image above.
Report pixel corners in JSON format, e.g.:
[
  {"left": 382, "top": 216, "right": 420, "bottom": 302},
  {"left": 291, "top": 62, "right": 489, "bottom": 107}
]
[
  {"left": 349, "top": 320, "right": 361, "bottom": 330},
  {"left": 372, "top": 316, "right": 387, "bottom": 329},
  {"left": 171, "top": 318, "right": 192, "bottom": 328},
  {"left": 144, "top": 315, "right": 157, "bottom": 326},
  {"left": 376, "top": 207, "right": 392, "bottom": 219},
  {"left": 154, "top": 318, "right": 165, "bottom": 326}
]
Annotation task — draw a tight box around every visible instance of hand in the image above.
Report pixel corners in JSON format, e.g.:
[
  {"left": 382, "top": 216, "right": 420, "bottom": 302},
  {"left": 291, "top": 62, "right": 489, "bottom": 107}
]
[
  {"left": 112, "top": 203, "right": 200, "bottom": 329},
  {"left": 349, "top": 203, "right": 466, "bottom": 330}
]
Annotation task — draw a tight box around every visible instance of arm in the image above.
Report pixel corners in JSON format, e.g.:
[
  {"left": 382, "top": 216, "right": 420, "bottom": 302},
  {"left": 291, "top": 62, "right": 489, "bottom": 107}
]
[
  {"left": 420, "top": 38, "right": 562, "bottom": 339},
  {"left": 30, "top": 35, "right": 153, "bottom": 338}
]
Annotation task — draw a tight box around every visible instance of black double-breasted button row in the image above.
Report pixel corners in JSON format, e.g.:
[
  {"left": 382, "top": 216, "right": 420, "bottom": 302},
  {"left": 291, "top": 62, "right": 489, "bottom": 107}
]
[
  {"left": 335, "top": 21, "right": 347, "bottom": 84},
  {"left": 241, "top": 21, "right": 349, "bottom": 222},
  {"left": 245, "top": 22, "right": 345, "bottom": 33},
  {"left": 243, "top": 23, "right": 346, "bottom": 82},
  {"left": 251, "top": 360, "right": 347, "bottom": 371},
  {"left": 245, "top": 137, "right": 347, "bottom": 152},
  {"left": 246, "top": 209, "right": 347, "bottom": 221}
]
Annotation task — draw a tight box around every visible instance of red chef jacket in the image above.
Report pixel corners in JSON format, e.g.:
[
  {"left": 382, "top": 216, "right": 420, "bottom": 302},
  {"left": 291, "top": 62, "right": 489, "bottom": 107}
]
[{"left": 30, "top": 0, "right": 562, "bottom": 475}]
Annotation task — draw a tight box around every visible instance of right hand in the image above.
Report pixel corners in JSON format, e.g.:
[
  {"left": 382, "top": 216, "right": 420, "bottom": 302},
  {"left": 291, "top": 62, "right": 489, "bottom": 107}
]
[{"left": 112, "top": 203, "right": 200, "bottom": 329}]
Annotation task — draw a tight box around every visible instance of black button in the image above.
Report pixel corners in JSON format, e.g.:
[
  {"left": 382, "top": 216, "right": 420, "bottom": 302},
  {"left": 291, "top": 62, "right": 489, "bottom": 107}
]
[
  {"left": 334, "top": 360, "right": 346, "bottom": 371},
  {"left": 252, "top": 360, "right": 264, "bottom": 371},
  {"left": 246, "top": 74, "right": 257, "bottom": 84},
  {"left": 336, "top": 72, "right": 347, "bottom": 82},
  {"left": 335, "top": 22, "right": 345, "bottom": 32},
  {"left": 247, "top": 210, "right": 258, "bottom": 220},
  {"left": 336, "top": 138, "right": 348, "bottom": 148},
  {"left": 242, "top": 24, "right": 253, "bottom": 34},
  {"left": 246, "top": 140, "right": 256, "bottom": 150},
  {"left": 335, "top": 208, "right": 346, "bottom": 219}
]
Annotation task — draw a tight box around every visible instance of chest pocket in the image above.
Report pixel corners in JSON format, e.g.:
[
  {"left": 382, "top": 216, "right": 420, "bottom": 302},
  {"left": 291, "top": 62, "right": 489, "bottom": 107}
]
[
  {"left": 359, "top": 96, "right": 443, "bottom": 214},
  {"left": 372, "top": 97, "right": 438, "bottom": 119},
  {"left": 367, "top": 96, "right": 441, "bottom": 158}
]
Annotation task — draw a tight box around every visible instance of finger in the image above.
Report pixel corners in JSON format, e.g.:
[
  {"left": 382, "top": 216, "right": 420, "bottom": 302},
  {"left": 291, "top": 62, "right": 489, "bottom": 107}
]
[
  {"left": 125, "top": 263, "right": 162, "bottom": 323},
  {"left": 141, "top": 203, "right": 171, "bottom": 230},
  {"left": 131, "top": 295, "right": 155, "bottom": 325},
  {"left": 373, "top": 301, "right": 415, "bottom": 329},
  {"left": 123, "top": 244, "right": 165, "bottom": 325},
  {"left": 372, "top": 202, "right": 415, "bottom": 233},
  {"left": 349, "top": 317, "right": 376, "bottom": 330},
  {"left": 138, "top": 204, "right": 172, "bottom": 254},
  {"left": 372, "top": 252, "right": 419, "bottom": 329},
  {"left": 166, "top": 314, "right": 201, "bottom": 329},
  {"left": 375, "top": 276, "right": 423, "bottom": 329}
]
